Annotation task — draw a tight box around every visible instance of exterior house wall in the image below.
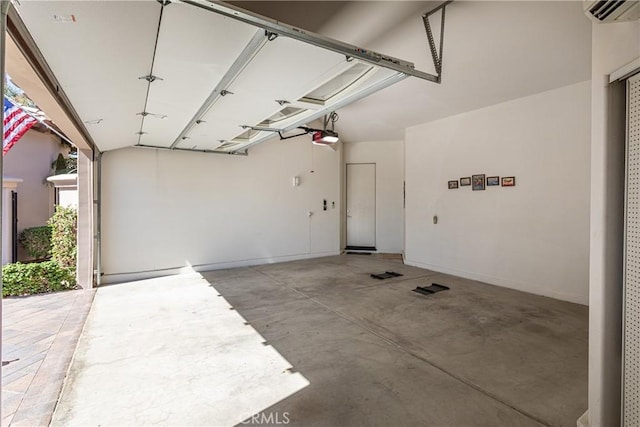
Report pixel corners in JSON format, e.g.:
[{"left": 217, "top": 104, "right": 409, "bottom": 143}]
[{"left": 3, "top": 129, "right": 69, "bottom": 261}]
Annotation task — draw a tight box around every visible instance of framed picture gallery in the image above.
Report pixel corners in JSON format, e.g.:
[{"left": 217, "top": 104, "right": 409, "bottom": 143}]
[
  {"left": 472, "top": 174, "right": 485, "bottom": 191},
  {"left": 448, "top": 175, "right": 516, "bottom": 190}
]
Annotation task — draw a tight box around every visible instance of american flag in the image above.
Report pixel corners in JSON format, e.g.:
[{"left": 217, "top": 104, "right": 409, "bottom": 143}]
[{"left": 3, "top": 96, "right": 37, "bottom": 156}]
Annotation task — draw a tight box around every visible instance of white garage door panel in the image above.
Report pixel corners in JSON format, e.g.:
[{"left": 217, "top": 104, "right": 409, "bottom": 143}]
[
  {"left": 142, "top": 4, "right": 258, "bottom": 147},
  {"left": 225, "top": 37, "right": 348, "bottom": 101},
  {"left": 179, "top": 38, "right": 351, "bottom": 150},
  {"left": 15, "top": 1, "right": 160, "bottom": 151},
  {"left": 14, "top": 1, "right": 426, "bottom": 153}
]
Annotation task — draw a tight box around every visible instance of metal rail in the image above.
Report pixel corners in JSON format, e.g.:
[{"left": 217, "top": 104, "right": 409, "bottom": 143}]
[
  {"left": 136, "top": 144, "right": 248, "bottom": 156},
  {"left": 236, "top": 72, "right": 408, "bottom": 153},
  {"left": 95, "top": 151, "right": 102, "bottom": 286}
]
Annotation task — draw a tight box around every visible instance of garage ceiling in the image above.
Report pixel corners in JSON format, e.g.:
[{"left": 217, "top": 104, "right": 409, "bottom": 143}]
[
  {"left": 12, "top": 0, "right": 439, "bottom": 154},
  {"left": 235, "top": 1, "right": 593, "bottom": 143}
]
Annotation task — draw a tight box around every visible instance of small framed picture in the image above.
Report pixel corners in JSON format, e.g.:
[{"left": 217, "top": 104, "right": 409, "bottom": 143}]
[
  {"left": 460, "top": 177, "right": 471, "bottom": 186},
  {"left": 502, "top": 176, "right": 516, "bottom": 187},
  {"left": 448, "top": 180, "right": 459, "bottom": 189},
  {"left": 472, "top": 174, "right": 485, "bottom": 191},
  {"left": 487, "top": 176, "right": 500, "bottom": 186}
]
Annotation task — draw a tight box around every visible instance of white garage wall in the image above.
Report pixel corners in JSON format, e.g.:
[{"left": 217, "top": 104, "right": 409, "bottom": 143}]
[
  {"left": 343, "top": 140, "right": 404, "bottom": 253},
  {"left": 405, "top": 80, "right": 591, "bottom": 305},
  {"left": 101, "top": 136, "right": 340, "bottom": 282}
]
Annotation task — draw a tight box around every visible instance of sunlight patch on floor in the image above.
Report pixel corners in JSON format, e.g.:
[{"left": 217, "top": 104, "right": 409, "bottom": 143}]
[{"left": 52, "top": 272, "right": 309, "bottom": 426}]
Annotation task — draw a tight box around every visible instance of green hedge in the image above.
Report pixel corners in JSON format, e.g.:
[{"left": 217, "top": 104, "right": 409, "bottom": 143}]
[
  {"left": 3, "top": 206, "right": 78, "bottom": 297},
  {"left": 49, "top": 206, "right": 77, "bottom": 269},
  {"left": 18, "top": 226, "right": 52, "bottom": 260},
  {"left": 2, "top": 261, "right": 76, "bottom": 297}
]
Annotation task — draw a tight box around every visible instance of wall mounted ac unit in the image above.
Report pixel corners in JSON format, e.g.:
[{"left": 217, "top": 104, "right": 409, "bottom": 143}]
[{"left": 584, "top": 0, "right": 640, "bottom": 23}]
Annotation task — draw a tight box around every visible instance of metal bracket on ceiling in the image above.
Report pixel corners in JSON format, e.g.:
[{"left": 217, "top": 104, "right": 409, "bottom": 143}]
[
  {"left": 323, "top": 111, "right": 338, "bottom": 131},
  {"left": 139, "top": 74, "right": 163, "bottom": 83},
  {"left": 265, "top": 31, "right": 278, "bottom": 41},
  {"left": 156, "top": 0, "right": 171, "bottom": 6},
  {"left": 137, "top": 111, "right": 167, "bottom": 119},
  {"left": 422, "top": 0, "right": 452, "bottom": 83},
  {"left": 220, "top": 89, "right": 233, "bottom": 96}
]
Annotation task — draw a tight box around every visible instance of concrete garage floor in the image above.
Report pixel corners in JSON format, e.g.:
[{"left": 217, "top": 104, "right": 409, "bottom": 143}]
[{"left": 53, "top": 255, "right": 587, "bottom": 427}]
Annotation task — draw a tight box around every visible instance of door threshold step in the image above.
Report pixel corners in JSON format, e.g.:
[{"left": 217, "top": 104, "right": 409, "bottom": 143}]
[{"left": 345, "top": 246, "right": 377, "bottom": 251}]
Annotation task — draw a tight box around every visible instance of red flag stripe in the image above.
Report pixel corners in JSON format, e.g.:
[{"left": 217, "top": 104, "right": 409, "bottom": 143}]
[
  {"left": 3, "top": 99, "right": 39, "bottom": 156},
  {"left": 3, "top": 108, "right": 23, "bottom": 124},
  {"left": 3, "top": 122, "right": 35, "bottom": 155},
  {"left": 3, "top": 114, "right": 36, "bottom": 140}
]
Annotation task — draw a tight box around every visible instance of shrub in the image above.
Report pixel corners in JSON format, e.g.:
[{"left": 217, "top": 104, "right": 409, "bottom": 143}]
[
  {"left": 2, "top": 206, "right": 79, "bottom": 297},
  {"left": 51, "top": 154, "right": 77, "bottom": 174},
  {"left": 48, "top": 206, "right": 77, "bottom": 269},
  {"left": 18, "top": 226, "right": 52, "bottom": 260},
  {"left": 2, "top": 261, "right": 76, "bottom": 297}
]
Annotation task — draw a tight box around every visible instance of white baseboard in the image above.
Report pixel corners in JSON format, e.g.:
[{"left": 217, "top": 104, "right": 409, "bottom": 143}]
[
  {"left": 404, "top": 259, "right": 588, "bottom": 306},
  {"left": 101, "top": 251, "right": 340, "bottom": 285}
]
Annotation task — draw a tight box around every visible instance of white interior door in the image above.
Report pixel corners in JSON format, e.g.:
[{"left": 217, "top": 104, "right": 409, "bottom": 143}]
[{"left": 346, "top": 163, "right": 376, "bottom": 248}]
